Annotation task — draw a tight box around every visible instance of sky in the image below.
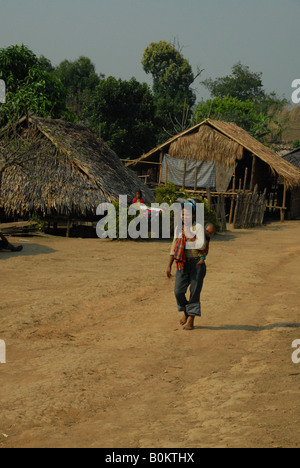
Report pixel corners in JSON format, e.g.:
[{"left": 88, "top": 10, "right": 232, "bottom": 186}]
[{"left": 0, "top": 0, "right": 299, "bottom": 103}]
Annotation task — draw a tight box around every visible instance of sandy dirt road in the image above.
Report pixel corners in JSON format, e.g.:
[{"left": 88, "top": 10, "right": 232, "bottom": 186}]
[{"left": 0, "top": 221, "right": 300, "bottom": 448}]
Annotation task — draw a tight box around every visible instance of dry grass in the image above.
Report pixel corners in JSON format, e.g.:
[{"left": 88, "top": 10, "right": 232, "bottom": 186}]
[
  {"left": 127, "top": 119, "right": 300, "bottom": 189},
  {"left": 0, "top": 116, "right": 154, "bottom": 217}
]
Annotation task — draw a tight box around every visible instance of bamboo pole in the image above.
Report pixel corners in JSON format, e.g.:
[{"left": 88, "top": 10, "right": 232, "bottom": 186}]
[
  {"left": 229, "top": 195, "right": 235, "bottom": 225},
  {"left": 194, "top": 165, "right": 198, "bottom": 191},
  {"left": 206, "top": 185, "right": 212, "bottom": 210},
  {"left": 165, "top": 163, "right": 168, "bottom": 185},
  {"left": 66, "top": 218, "right": 71, "bottom": 238},
  {"left": 233, "top": 195, "right": 240, "bottom": 228},
  {"left": 250, "top": 156, "right": 256, "bottom": 192},
  {"left": 228, "top": 173, "right": 236, "bottom": 224},
  {"left": 182, "top": 161, "right": 187, "bottom": 189},
  {"left": 280, "top": 181, "right": 287, "bottom": 222},
  {"left": 158, "top": 151, "right": 163, "bottom": 185},
  {"left": 243, "top": 167, "right": 248, "bottom": 192}
]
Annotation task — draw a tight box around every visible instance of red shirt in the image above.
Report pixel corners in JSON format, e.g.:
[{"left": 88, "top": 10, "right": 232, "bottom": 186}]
[{"left": 132, "top": 198, "right": 145, "bottom": 204}]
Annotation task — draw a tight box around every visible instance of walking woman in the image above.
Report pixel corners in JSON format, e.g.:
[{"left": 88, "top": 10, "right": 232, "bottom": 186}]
[{"left": 166, "top": 201, "right": 215, "bottom": 330}]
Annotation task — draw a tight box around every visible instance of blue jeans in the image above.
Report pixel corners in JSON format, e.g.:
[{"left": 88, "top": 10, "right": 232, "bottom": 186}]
[{"left": 174, "top": 258, "right": 207, "bottom": 317}]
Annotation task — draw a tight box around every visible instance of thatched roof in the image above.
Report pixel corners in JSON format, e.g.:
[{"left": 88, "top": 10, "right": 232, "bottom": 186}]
[
  {"left": 281, "top": 147, "right": 300, "bottom": 169},
  {"left": 127, "top": 119, "right": 300, "bottom": 189},
  {"left": 0, "top": 116, "right": 154, "bottom": 217}
]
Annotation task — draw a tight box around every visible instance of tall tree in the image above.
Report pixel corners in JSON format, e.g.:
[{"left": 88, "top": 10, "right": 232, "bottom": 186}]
[
  {"left": 194, "top": 96, "right": 260, "bottom": 131},
  {"left": 202, "top": 62, "right": 286, "bottom": 114},
  {"left": 202, "top": 62, "right": 265, "bottom": 102},
  {"left": 142, "top": 41, "right": 197, "bottom": 140},
  {"left": 0, "top": 44, "right": 66, "bottom": 127},
  {"left": 87, "top": 77, "right": 156, "bottom": 159},
  {"left": 55, "top": 57, "right": 101, "bottom": 119}
]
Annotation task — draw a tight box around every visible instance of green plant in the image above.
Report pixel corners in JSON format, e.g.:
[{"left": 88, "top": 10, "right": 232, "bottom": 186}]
[
  {"left": 29, "top": 215, "right": 45, "bottom": 232},
  {"left": 155, "top": 182, "right": 220, "bottom": 230},
  {"left": 155, "top": 182, "right": 186, "bottom": 205},
  {"left": 293, "top": 139, "right": 300, "bottom": 149}
]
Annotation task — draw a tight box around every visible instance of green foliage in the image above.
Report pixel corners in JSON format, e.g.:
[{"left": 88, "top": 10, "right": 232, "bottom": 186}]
[
  {"left": 194, "top": 96, "right": 259, "bottom": 131},
  {"left": 202, "top": 62, "right": 266, "bottom": 103},
  {"left": 155, "top": 182, "right": 186, "bottom": 205},
  {"left": 0, "top": 44, "right": 67, "bottom": 126},
  {"left": 201, "top": 62, "right": 287, "bottom": 117},
  {"left": 155, "top": 183, "right": 219, "bottom": 229},
  {"left": 87, "top": 76, "right": 156, "bottom": 159},
  {"left": 142, "top": 41, "right": 196, "bottom": 141},
  {"left": 193, "top": 95, "right": 283, "bottom": 142},
  {"left": 293, "top": 139, "right": 300, "bottom": 149},
  {"left": 55, "top": 56, "right": 101, "bottom": 119},
  {"left": 29, "top": 215, "right": 45, "bottom": 232},
  {"left": 0, "top": 44, "right": 38, "bottom": 93},
  {"left": 142, "top": 41, "right": 195, "bottom": 103}
]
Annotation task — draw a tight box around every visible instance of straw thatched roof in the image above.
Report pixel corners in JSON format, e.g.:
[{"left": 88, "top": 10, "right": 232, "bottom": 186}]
[
  {"left": 127, "top": 119, "right": 300, "bottom": 189},
  {"left": 281, "top": 147, "right": 300, "bottom": 169},
  {"left": 0, "top": 116, "right": 154, "bottom": 217}
]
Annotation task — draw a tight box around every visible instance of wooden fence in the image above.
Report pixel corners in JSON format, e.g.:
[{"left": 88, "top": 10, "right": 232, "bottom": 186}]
[
  {"left": 232, "top": 187, "right": 267, "bottom": 229},
  {"left": 181, "top": 185, "right": 267, "bottom": 231}
]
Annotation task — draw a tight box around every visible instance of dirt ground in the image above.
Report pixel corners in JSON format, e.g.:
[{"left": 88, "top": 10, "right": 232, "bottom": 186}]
[{"left": 0, "top": 221, "right": 300, "bottom": 448}]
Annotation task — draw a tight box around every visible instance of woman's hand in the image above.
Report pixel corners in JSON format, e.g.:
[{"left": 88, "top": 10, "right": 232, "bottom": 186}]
[
  {"left": 166, "top": 266, "right": 172, "bottom": 278},
  {"left": 197, "top": 259, "right": 205, "bottom": 265}
]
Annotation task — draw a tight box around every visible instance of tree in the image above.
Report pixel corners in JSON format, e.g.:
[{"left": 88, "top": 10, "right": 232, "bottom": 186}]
[
  {"left": 142, "top": 41, "right": 198, "bottom": 140},
  {"left": 193, "top": 95, "right": 283, "bottom": 142},
  {"left": 194, "top": 96, "right": 260, "bottom": 131},
  {"left": 202, "top": 62, "right": 265, "bottom": 103},
  {"left": 202, "top": 62, "right": 286, "bottom": 112},
  {"left": 55, "top": 57, "right": 101, "bottom": 119},
  {"left": 0, "top": 44, "right": 38, "bottom": 93},
  {"left": 87, "top": 77, "right": 156, "bottom": 159},
  {"left": 0, "top": 45, "right": 66, "bottom": 127}
]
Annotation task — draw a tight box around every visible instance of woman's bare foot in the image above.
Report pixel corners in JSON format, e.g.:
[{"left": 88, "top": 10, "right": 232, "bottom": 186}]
[
  {"left": 183, "top": 316, "right": 195, "bottom": 330},
  {"left": 180, "top": 312, "right": 188, "bottom": 326}
]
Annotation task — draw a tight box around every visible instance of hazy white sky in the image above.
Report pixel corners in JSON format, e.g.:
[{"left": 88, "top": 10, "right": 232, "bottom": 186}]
[{"left": 0, "top": 0, "right": 299, "bottom": 102}]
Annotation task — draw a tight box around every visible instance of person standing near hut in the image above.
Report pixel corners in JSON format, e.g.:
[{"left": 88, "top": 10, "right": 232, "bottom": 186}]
[
  {"left": 0, "top": 229, "right": 23, "bottom": 252},
  {"left": 166, "top": 201, "right": 215, "bottom": 330},
  {"left": 132, "top": 190, "right": 145, "bottom": 206}
]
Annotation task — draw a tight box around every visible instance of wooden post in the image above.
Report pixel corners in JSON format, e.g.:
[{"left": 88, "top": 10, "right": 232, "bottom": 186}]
[
  {"left": 242, "top": 193, "right": 252, "bottom": 228},
  {"left": 158, "top": 151, "right": 163, "bottom": 185},
  {"left": 229, "top": 170, "right": 236, "bottom": 224},
  {"left": 194, "top": 165, "right": 198, "bottom": 191},
  {"left": 182, "top": 161, "right": 187, "bottom": 189},
  {"left": 229, "top": 194, "right": 235, "bottom": 225},
  {"left": 66, "top": 218, "right": 71, "bottom": 238},
  {"left": 206, "top": 185, "right": 212, "bottom": 210},
  {"left": 250, "top": 156, "right": 256, "bottom": 192},
  {"left": 280, "top": 181, "right": 287, "bottom": 222},
  {"left": 165, "top": 163, "right": 168, "bottom": 185},
  {"left": 260, "top": 188, "right": 267, "bottom": 225},
  {"left": 243, "top": 167, "right": 248, "bottom": 193},
  {"left": 233, "top": 195, "right": 240, "bottom": 228}
]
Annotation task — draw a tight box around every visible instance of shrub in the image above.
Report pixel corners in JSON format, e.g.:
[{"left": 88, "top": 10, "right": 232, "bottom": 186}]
[{"left": 155, "top": 183, "right": 220, "bottom": 230}]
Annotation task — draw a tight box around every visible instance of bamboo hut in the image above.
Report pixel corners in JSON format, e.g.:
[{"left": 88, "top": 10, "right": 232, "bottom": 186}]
[
  {"left": 281, "top": 147, "right": 300, "bottom": 219},
  {"left": 127, "top": 119, "right": 300, "bottom": 226},
  {"left": 0, "top": 116, "right": 154, "bottom": 231}
]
